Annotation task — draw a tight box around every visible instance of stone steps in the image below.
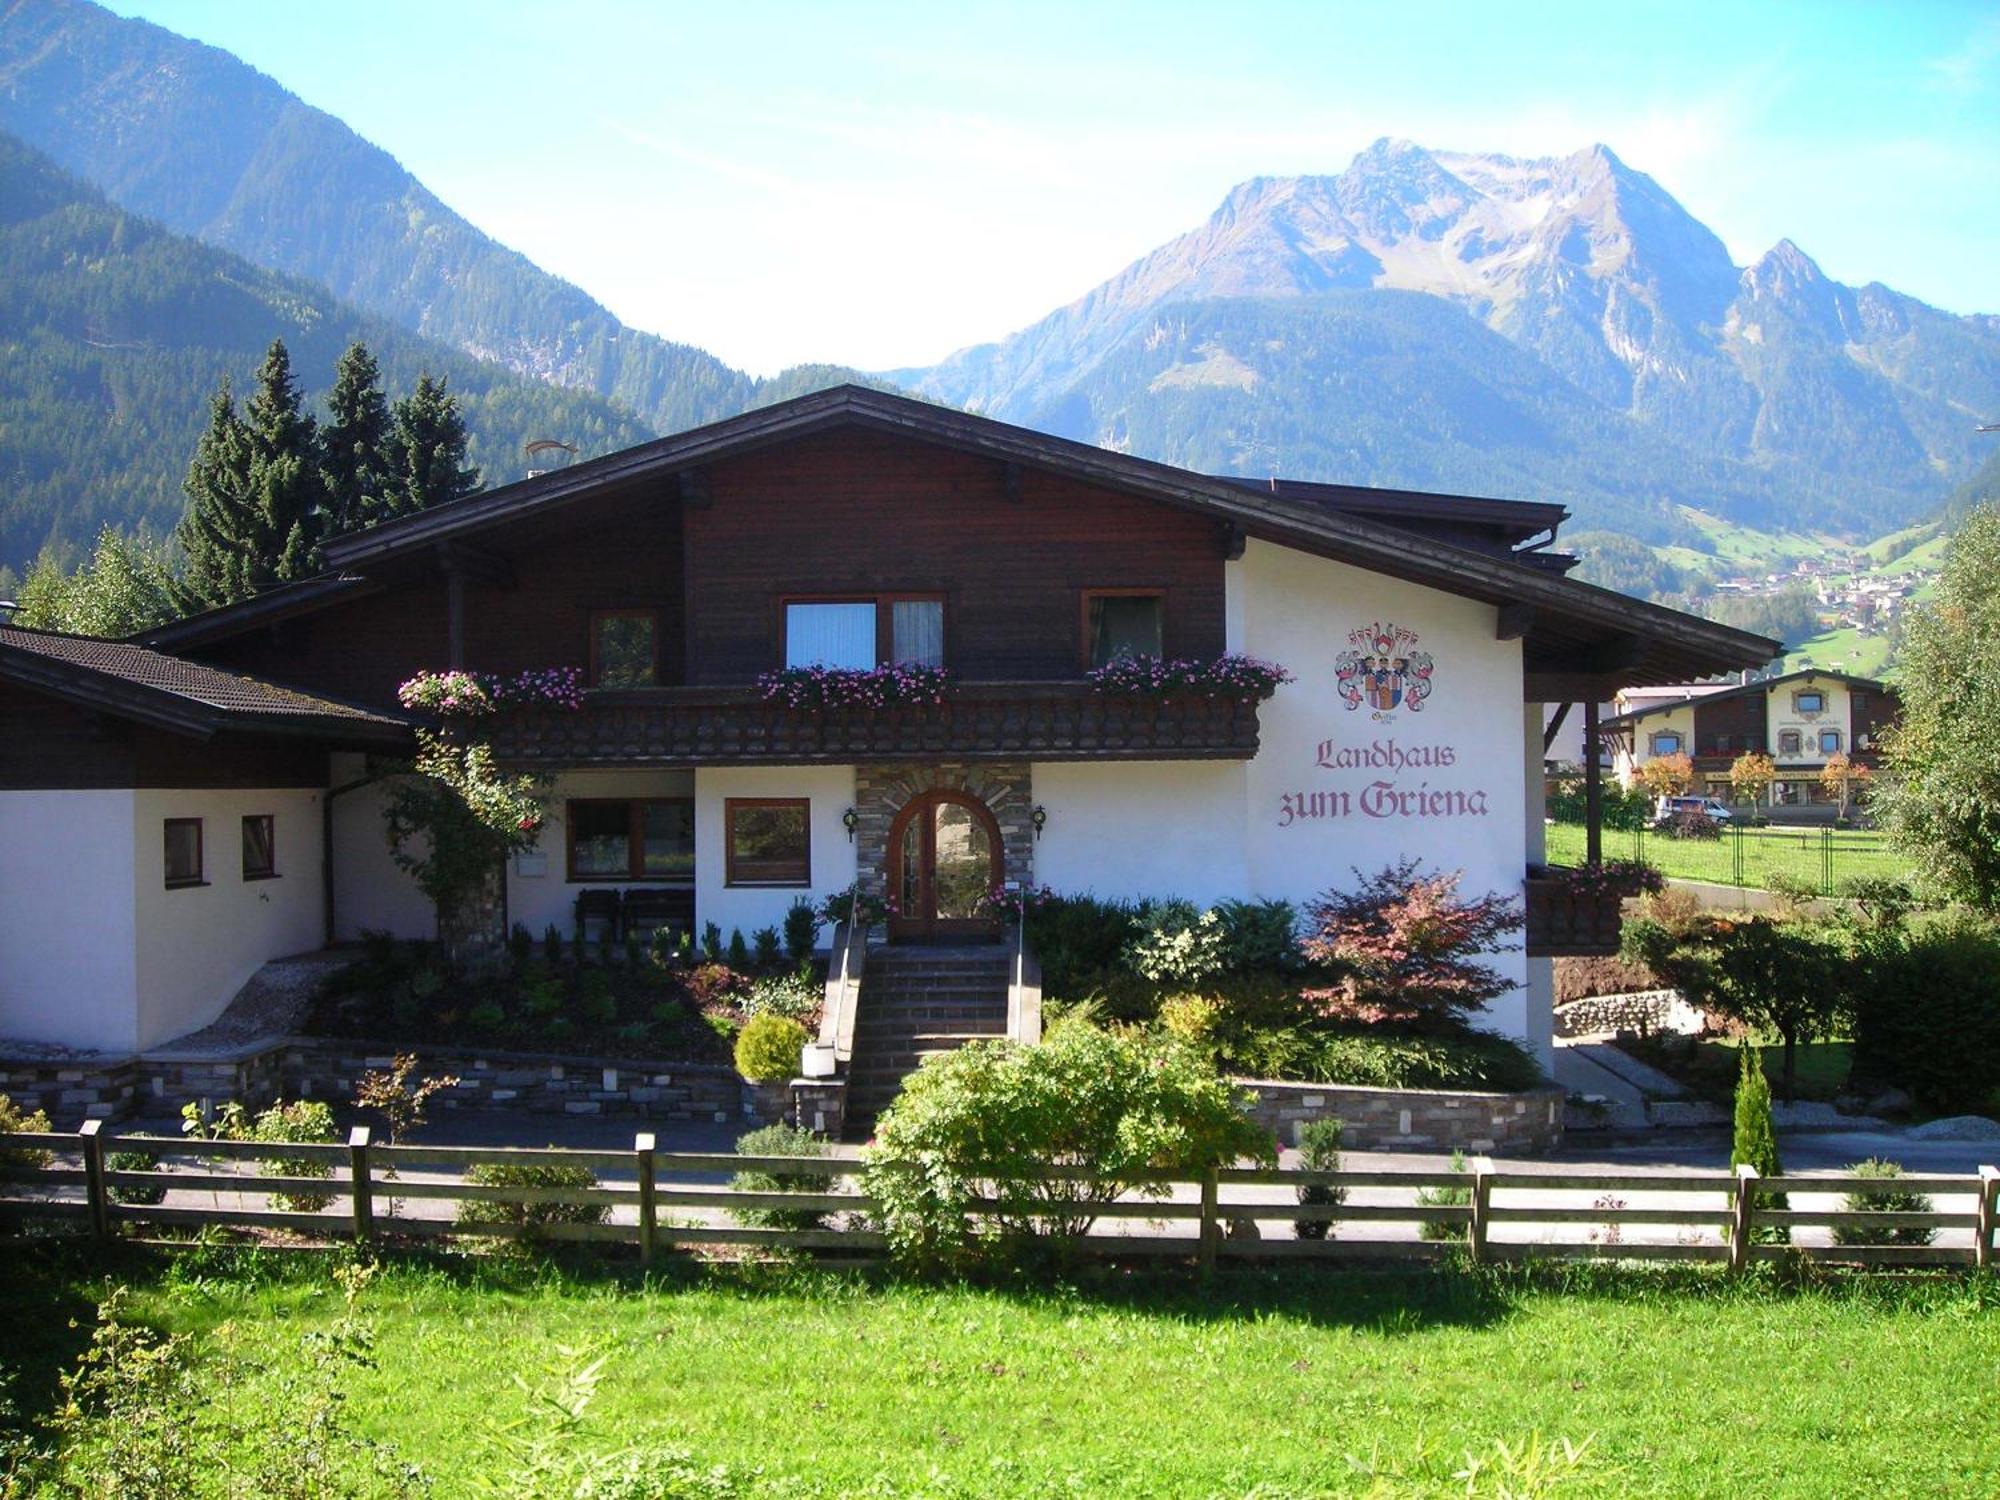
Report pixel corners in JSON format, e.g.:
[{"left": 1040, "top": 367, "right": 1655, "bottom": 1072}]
[{"left": 843, "top": 947, "right": 1013, "bottom": 1134}]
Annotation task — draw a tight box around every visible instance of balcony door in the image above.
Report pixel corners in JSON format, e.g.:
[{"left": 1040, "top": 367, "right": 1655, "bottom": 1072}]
[{"left": 887, "top": 790, "right": 1003, "bottom": 944}]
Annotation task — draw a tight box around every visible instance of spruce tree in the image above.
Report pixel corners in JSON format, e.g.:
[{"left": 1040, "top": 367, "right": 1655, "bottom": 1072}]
[
  {"left": 176, "top": 341, "right": 326, "bottom": 607},
  {"left": 176, "top": 380, "right": 259, "bottom": 607},
  {"left": 388, "top": 374, "right": 481, "bottom": 515},
  {"left": 321, "top": 341, "right": 394, "bottom": 536}
]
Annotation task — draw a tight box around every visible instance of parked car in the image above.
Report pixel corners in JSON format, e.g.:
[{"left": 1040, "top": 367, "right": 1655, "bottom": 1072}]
[{"left": 1653, "top": 795, "right": 1734, "bottom": 827}]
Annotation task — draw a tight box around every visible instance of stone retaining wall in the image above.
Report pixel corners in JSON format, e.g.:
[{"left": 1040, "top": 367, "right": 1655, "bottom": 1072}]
[
  {"left": 1552, "top": 989, "right": 1704, "bottom": 1040},
  {"left": 1238, "top": 1078, "right": 1565, "bottom": 1155},
  {"left": 1, "top": 1039, "right": 756, "bottom": 1128}
]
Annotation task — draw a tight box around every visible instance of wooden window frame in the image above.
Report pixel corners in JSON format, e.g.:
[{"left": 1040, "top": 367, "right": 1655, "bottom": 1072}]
[
  {"left": 588, "top": 608, "right": 662, "bottom": 689},
  {"left": 1078, "top": 588, "right": 1166, "bottom": 671},
  {"left": 564, "top": 797, "right": 695, "bottom": 883},
  {"left": 724, "top": 797, "right": 812, "bottom": 888},
  {"left": 241, "top": 814, "right": 278, "bottom": 881},
  {"left": 778, "top": 593, "right": 947, "bottom": 668},
  {"left": 164, "top": 817, "right": 205, "bottom": 890}
]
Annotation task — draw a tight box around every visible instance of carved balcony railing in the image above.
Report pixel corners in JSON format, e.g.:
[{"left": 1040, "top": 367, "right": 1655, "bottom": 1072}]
[
  {"left": 484, "top": 681, "right": 1265, "bottom": 767},
  {"left": 1523, "top": 866, "right": 1629, "bottom": 958}
]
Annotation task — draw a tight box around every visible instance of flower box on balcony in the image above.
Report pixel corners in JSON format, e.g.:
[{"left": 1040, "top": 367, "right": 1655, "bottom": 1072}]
[{"left": 1523, "top": 862, "right": 1658, "bottom": 957}]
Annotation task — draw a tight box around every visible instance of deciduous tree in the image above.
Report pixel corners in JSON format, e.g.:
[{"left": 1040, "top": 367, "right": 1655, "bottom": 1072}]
[
  {"left": 1636, "top": 751, "right": 1694, "bottom": 800},
  {"left": 1875, "top": 504, "right": 2000, "bottom": 909},
  {"left": 1298, "top": 859, "right": 1523, "bottom": 1024},
  {"left": 1729, "top": 751, "right": 1776, "bottom": 817},
  {"left": 1818, "top": 752, "right": 1871, "bottom": 820}
]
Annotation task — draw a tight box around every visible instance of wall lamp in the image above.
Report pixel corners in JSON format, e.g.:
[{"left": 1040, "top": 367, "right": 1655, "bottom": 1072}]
[
  {"left": 1030, "top": 805, "right": 1048, "bottom": 840},
  {"left": 842, "top": 807, "right": 859, "bottom": 842}
]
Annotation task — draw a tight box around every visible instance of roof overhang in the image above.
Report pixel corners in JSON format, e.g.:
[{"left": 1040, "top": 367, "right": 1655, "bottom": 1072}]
[{"left": 275, "top": 385, "right": 1769, "bottom": 694}]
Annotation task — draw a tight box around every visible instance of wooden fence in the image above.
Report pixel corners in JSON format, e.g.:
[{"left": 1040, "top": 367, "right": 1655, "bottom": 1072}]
[{"left": 3, "top": 1122, "right": 1996, "bottom": 1271}]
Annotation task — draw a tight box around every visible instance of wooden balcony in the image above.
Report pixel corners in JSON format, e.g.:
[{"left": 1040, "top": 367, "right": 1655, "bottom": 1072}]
[
  {"left": 484, "top": 681, "right": 1265, "bottom": 767},
  {"left": 1523, "top": 869, "right": 1628, "bottom": 958}
]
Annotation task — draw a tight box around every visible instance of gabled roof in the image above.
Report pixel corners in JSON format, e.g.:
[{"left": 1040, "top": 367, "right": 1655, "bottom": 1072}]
[
  {"left": 1600, "top": 667, "right": 1896, "bottom": 731},
  {"left": 0, "top": 625, "right": 412, "bottom": 744},
  {"left": 137, "top": 573, "right": 379, "bottom": 652},
  {"left": 165, "top": 384, "right": 1777, "bottom": 691}
]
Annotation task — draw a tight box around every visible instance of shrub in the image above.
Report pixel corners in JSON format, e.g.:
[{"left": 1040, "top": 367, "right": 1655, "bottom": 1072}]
[
  {"left": 1832, "top": 1158, "right": 1937, "bottom": 1248},
  {"left": 1022, "top": 892, "right": 1144, "bottom": 998},
  {"left": 1417, "top": 1149, "right": 1470, "bottom": 1242},
  {"left": 684, "top": 962, "right": 751, "bottom": 1010},
  {"left": 578, "top": 968, "right": 618, "bottom": 1026},
  {"left": 456, "top": 1160, "right": 608, "bottom": 1237},
  {"left": 1213, "top": 898, "right": 1300, "bottom": 973},
  {"left": 1659, "top": 807, "right": 1721, "bottom": 840},
  {"left": 542, "top": 923, "right": 565, "bottom": 963},
  {"left": 508, "top": 922, "right": 534, "bottom": 966},
  {"left": 702, "top": 921, "right": 723, "bottom": 963},
  {"left": 1298, "top": 860, "right": 1524, "bottom": 1024},
  {"left": 1850, "top": 913, "right": 2000, "bottom": 1115},
  {"left": 1124, "top": 902, "right": 1228, "bottom": 986},
  {"left": 784, "top": 898, "right": 820, "bottom": 961},
  {"left": 861, "top": 1024, "right": 1274, "bottom": 1269},
  {"left": 752, "top": 926, "right": 783, "bottom": 970},
  {"left": 1158, "top": 995, "right": 1224, "bottom": 1054},
  {"left": 726, "top": 929, "right": 751, "bottom": 970},
  {"left": 734, "top": 1012, "right": 808, "bottom": 1082},
  {"left": 728, "top": 1124, "right": 836, "bottom": 1231},
  {"left": 1292, "top": 1027, "right": 1546, "bottom": 1093},
  {"left": 245, "top": 1100, "right": 338, "bottom": 1212},
  {"left": 0, "top": 1093, "right": 53, "bottom": 1172},
  {"left": 1293, "top": 1117, "right": 1346, "bottom": 1241},
  {"left": 744, "top": 970, "right": 821, "bottom": 1022},
  {"left": 105, "top": 1149, "right": 166, "bottom": 1206}
]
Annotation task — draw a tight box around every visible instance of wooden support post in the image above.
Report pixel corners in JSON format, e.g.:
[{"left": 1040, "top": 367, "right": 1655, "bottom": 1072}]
[
  {"left": 348, "top": 1126, "right": 373, "bottom": 1243},
  {"left": 79, "top": 1119, "right": 108, "bottom": 1240},
  {"left": 1729, "top": 1164, "right": 1757, "bottom": 1274},
  {"left": 1583, "top": 698, "right": 1603, "bottom": 867},
  {"left": 1470, "top": 1167, "right": 1493, "bottom": 1265},
  {"left": 635, "top": 1132, "right": 658, "bottom": 1266},
  {"left": 1198, "top": 1168, "right": 1219, "bottom": 1276},
  {"left": 1978, "top": 1166, "right": 1998, "bottom": 1275}
]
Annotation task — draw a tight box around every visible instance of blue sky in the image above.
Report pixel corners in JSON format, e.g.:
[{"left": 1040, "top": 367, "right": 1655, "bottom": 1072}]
[{"left": 111, "top": 0, "right": 2000, "bottom": 376}]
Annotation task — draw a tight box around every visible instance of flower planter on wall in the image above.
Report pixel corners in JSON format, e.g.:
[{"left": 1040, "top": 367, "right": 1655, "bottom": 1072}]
[{"left": 1523, "top": 876, "right": 1626, "bottom": 957}]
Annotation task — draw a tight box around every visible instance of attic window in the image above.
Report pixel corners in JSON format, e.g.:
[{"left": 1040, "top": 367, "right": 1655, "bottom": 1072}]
[
  {"left": 1649, "top": 731, "right": 1682, "bottom": 757},
  {"left": 1794, "top": 690, "right": 1826, "bottom": 715}
]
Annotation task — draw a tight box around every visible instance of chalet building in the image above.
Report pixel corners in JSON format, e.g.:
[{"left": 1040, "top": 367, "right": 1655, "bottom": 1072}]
[
  {"left": 1603, "top": 668, "right": 1899, "bottom": 810},
  {"left": 0, "top": 386, "right": 1774, "bottom": 1070}
]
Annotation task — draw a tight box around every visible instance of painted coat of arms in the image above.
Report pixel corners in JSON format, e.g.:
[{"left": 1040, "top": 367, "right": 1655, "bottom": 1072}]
[{"left": 1335, "top": 623, "right": 1433, "bottom": 720}]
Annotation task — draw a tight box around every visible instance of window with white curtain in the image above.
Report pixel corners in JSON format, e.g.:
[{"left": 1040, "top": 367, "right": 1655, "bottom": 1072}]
[{"left": 783, "top": 597, "right": 944, "bottom": 668}]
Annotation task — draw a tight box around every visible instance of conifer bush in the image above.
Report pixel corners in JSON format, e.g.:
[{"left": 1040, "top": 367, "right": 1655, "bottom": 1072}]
[
  {"left": 1731, "top": 1046, "right": 1789, "bottom": 1243},
  {"left": 1832, "top": 1158, "right": 1936, "bottom": 1247},
  {"left": 734, "top": 1012, "right": 808, "bottom": 1082},
  {"left": 1292, "top": 1118, "right": 1347, "bottom": 1241},
  {"left": 728, "top": 1124, "right": 836, "bottom": 1231}
]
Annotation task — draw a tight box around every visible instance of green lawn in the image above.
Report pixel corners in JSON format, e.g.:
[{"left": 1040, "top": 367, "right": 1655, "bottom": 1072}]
[
  {"left": 1621, "top": 1035, "right": 1856, "bottom": 1105},
  {"left": 1545, "top": 821, "right": 1909, "bottom": 892},
  {"left": 5, "top": 1249, "right": 1997, "bottom": 1497}
]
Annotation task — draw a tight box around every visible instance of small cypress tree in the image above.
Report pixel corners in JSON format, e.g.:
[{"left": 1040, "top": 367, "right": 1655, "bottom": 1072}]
[
  {"left": 321, "top": 341, "right": 395, "bottom": 535},
  {"left": 1731, "top": 1045, "right": 1789, "bottom": 1243},
  {"left": 176, "top": 380, "right": 258, "bottom": 607},
  {"left": 388, "top": 373, "right": 480, "bottom": 515}
]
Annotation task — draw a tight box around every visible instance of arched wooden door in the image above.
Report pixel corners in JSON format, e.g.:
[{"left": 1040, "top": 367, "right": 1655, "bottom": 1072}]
[{"left": 887, "top": 790, "right": 1004, "bottom": 944}]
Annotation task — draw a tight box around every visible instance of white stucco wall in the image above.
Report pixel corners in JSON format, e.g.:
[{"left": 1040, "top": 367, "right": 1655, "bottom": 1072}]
[
  {"left": 1031, "top": 761, "right": 1250, "bottom": 905},
  {"left": 1237, "top": 540, "right": 1531, "bottom": 1043},
  {"left": 693, "top": 765, "right": 857, "bottom": 944},
  {"left": 328, "top": 754, "right": 432, "bottom": 941},
  {"left": 130, "top": 788, "right": 326, "bottom": 1050},
  {"left": 504, "top": 768, "right": 697, "bottom": 940},
  {"left": 0, "top": 791, "right": 141, "bottom": 1052}
]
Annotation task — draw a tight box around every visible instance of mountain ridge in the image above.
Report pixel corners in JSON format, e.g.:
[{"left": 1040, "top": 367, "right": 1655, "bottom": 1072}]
[{"left": 894, "top": 138, "right": 1999, "bottom": 545}]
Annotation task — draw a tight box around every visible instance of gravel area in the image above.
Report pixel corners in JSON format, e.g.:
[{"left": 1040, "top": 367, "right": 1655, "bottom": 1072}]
[{"left": 152, "top": 951, "right": 356, "bottom": 1055}]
